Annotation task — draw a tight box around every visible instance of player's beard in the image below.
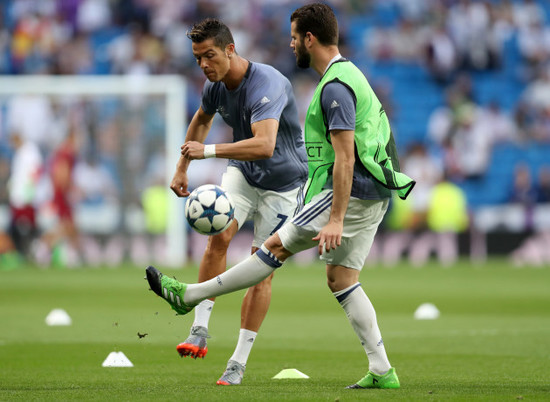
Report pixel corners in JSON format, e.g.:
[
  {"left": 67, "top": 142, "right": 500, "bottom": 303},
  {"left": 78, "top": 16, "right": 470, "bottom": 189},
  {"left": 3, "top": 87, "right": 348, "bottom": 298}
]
[{"left": 295, "top": 43, "right": 311, "bottom": 69}]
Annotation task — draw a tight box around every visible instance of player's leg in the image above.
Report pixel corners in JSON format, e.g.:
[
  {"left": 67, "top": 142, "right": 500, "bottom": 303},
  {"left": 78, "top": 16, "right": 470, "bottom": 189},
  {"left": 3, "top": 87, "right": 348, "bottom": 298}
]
[
  {"left": 216, "top": 272, "right": 274, "bottom": 385},
  {"left": 180, "top": 190, "right": 331, "bottom": 305},
  {"left": 213, "top": 193, "right": 332, "bottom": 385},
  {"left": 216, "top": 257, "right": 274, "bottom": 385},
  {"left": 319, "top": 198, "right": 399, "bottom": 389},
  {"left": 146, "top": 248, "right": 277, "bottom": 314},
  {"left": 146, "top": 191, "right": 326, "bottom": 313},
  {"left": 218, "top": 186, "right": 302, "bottom": 385},
  {"left": 238, "top": 186, "right": 302, "bottom": 330},
  {"left": 276, "top": 191, "right": 391, "bottom": 374},
  {"left": 178, "top": 167, "right": 256, "bottom": 358},
  {"left": 239, "top": 269, "right": 273, "bottom": 332},
  {"left": 216, "top": 264, "right": 273, "bottom": 385},
  {"left": 212, "top": 224, "right": 313, "bottom": 385},
  {"left": 327, "top": 264, "right": 394, "bottom": 381},
  {"left": 177, "top": 221, "right": 238, "bottom": 358}
]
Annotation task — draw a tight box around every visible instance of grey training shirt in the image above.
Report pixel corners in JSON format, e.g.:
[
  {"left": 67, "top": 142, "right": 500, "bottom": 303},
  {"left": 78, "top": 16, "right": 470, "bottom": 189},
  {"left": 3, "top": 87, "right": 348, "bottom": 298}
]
[{"left": 201, "top": 62, "right": 308, "bottom": 192}]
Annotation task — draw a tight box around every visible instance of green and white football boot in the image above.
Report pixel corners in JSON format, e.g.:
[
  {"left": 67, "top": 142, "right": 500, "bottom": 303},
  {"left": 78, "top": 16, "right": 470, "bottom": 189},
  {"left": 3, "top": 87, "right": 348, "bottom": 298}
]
[
  {"left": 346, "top": 367, "right": 400, "bottom": 389},
  {"left": 146, "top": 266, "right": 194, "bottom": 315}
]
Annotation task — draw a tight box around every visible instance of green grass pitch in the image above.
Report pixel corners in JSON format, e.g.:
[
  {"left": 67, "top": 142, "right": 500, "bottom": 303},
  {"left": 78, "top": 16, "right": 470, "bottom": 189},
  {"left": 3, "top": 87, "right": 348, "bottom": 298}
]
[{"left": 1, "top": 259, "right": 549, "bottom": 401}]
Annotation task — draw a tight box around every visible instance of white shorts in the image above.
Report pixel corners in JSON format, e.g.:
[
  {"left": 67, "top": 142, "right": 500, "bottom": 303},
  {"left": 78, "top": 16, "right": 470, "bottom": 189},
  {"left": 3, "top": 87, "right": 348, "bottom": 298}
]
[
  {"left": 277, "top": 189, "right": 389, "bottom": 270},
  {"left": 221, "top": 166, "right": 304, "bottom": 248}
]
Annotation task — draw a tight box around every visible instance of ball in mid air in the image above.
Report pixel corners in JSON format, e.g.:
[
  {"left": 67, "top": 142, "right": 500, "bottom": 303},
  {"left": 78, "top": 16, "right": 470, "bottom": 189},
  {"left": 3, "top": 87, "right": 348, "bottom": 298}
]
[{"left": 185, "top": 184, "right": 235, "bottom": 235}]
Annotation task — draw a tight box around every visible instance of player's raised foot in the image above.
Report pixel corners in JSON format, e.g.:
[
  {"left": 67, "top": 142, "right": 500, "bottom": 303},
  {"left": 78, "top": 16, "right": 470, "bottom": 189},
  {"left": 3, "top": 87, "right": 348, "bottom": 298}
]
[
  {"left": 176, "top": 326, "right": 209, "bottom": 359},
  {"left": 216, "top": 360, "right": 246, "bottom": 385},
  {"left": 145, "top": 266, "right": 194, "bottom": 315},
  {"left": 346, "top": 367, "right": 400, "bottom": 389}
]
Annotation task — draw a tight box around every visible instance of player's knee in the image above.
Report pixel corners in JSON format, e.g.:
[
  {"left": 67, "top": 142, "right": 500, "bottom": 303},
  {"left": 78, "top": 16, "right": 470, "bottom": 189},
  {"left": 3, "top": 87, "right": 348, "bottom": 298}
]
[
  {"left": 326, "top": 265, "right": 360, "bottom": 292},
  {"left": 326, "top": 274, "right": 357, "bottom": 292},
  {"left": 263, "top": 233, "right": 292, "bottom": 261},
  {"left": 327, "top": 279, "right": 355, "bottom": 293},
  {"left": 205, "top": 230, "right": 233, "bottom": 254}
]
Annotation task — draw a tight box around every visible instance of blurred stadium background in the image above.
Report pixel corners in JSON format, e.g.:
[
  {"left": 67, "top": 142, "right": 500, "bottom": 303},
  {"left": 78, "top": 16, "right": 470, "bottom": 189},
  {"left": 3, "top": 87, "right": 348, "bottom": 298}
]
[{"left": 0, "top": 0, "right": 549, "bottom": 269}]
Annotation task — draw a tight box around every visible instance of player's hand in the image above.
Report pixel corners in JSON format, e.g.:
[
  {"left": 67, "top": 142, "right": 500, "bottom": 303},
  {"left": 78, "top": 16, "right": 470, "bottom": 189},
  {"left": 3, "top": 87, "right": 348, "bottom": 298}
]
[
  {"left": 170, "top": 170, "right": 190, "bottom": 197},
  {"left": 181, "top": 141, "right": 205, "bottom": 160},
  {"left": 312, "top": 221, "right": 343, "bottom": 255}
]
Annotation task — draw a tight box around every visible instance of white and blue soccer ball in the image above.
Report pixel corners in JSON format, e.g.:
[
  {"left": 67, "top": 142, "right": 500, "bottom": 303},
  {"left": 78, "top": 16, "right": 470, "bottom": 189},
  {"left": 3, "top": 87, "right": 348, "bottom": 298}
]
[{"left": 185, "top": 184, "right": 235, "bottom": 235}]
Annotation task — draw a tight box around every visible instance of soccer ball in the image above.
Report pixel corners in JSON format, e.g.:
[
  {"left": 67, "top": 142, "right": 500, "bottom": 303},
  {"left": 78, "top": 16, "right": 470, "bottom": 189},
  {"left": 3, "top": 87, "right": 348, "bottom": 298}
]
[{"left": 185, "top": 184, "right": 235, "bottom": 235}]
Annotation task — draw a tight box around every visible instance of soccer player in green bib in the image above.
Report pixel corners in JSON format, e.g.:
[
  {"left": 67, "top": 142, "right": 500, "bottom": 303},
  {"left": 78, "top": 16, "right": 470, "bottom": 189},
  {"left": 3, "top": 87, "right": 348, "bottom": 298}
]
[{"left": 146, "top": 3, "right": 415, "bottom": 390}]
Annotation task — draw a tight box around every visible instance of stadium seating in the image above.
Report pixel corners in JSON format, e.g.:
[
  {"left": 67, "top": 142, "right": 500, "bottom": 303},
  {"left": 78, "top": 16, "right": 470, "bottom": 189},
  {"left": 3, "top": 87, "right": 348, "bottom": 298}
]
[{"left": 351, "top": 8, "right": 546, "bottom": 209}]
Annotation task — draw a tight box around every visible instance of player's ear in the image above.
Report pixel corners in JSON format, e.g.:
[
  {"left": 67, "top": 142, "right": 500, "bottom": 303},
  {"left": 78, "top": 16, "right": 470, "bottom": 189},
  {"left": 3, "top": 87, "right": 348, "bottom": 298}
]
[{"left": 225, "top": 43, "right": 235, "bottom": 58}]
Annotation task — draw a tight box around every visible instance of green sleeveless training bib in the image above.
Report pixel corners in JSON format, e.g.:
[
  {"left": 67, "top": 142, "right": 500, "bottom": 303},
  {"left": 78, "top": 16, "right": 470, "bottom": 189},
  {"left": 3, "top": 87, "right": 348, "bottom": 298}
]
[{"left": 303, "top": 60, "right": 415, "bottom": 203}]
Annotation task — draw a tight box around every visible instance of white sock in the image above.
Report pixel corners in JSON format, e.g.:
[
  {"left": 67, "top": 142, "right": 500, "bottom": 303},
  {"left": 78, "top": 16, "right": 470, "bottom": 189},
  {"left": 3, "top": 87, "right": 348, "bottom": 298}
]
[
  {"left": 229, "top": 328, "right": 257, "bottom": 366},
  {"left": 192, "top": 299, "right": 215, "bottom": 330},
  {"left": 184, "top": 246, "right": 281, "bottom": 305},
  {"left": 333, "top": 283, "right": 391, "bottom": 375}
]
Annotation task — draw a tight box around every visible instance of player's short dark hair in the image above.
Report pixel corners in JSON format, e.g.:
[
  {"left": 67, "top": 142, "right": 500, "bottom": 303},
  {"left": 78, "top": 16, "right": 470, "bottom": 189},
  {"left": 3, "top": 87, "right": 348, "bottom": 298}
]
[
  {"left": 186, "top": 18, "right": 235, "bottom": 49},
  {"left": 290, "top": 3, "right": 338, "bottom": 46}
]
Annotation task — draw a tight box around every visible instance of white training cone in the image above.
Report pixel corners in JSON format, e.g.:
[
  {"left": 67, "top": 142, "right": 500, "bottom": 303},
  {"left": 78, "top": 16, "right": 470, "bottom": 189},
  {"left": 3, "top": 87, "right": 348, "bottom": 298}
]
[
  {"left": 272, "top": 368, "right": 309, "bottom": 379},
  {"left": 414, "top": 303, "right": 440, "bottom": 320},
  {"left": 45, "top": 309, "right": 72, "bottom": 326},
  {"left": 102, "top": 351, "right": 134, "bottom": 367}
]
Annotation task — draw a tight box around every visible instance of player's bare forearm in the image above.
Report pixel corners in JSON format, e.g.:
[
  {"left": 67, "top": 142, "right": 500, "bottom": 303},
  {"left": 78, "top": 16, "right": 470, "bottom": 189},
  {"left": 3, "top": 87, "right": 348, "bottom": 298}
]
[
  {"left": 185, "top": 107, "right": 214, "bottom": 143},
  {"left": 183, "top": 118, "right": 278, "bottom": 161},
  {"left": 330, "top": 154, "right": 354, "bottom": 224},
  {"left": 313, "top": 130, "right": 355, "bottom": 254},
  {"left": 170, "top": 156, "right": 190, "bottom": 197},
  {"left": 217, "top": 118, "right": 278, "bottom": 160},
  {"left": 179, "top": 108, "right": 214, "bottom": 159},
  {"left": 328, "top": 130, "right": 355, "bottom": 222},
  {"left": 313, "top": 161, "right": 353, "bottom": 254},
  {"left": 171, "top": 108, "right": 214, "bottom": 197},
  {"left": 213, "top": 136, "right": 274, "bottom": 160},
  {"left": 174, "top": 107, "right": 214, "bottom": 193}
]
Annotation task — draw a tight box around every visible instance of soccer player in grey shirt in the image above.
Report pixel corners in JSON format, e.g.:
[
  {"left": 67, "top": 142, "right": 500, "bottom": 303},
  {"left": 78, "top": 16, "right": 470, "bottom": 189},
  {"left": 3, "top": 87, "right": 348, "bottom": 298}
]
[{"left": 168, "top": 18, "right": 307, "bottom": 385}]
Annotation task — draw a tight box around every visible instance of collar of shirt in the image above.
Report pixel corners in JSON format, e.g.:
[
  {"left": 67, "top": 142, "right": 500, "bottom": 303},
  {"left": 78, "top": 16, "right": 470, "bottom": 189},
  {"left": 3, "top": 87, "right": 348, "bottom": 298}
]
[{"left": 323, "top": 53, "right": 343, "bottom": 75}]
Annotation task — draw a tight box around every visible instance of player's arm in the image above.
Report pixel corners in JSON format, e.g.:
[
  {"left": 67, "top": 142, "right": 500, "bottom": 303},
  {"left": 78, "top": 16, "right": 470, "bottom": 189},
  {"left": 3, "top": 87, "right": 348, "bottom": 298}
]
[
  {"left": 181, "top": 118, "right": 278, "bottom": 161},
  {"left": 186, "top": 106, "right": 216, "bottom": 142},
  {"left": 313, "top": 129, "right": 355, "bottom": 255},
  {"left": 214, "top": 118, "right": 278, "bottom": 160},
  {"left": 183, "top": 78, "right": 284, "bottom": 161},
  {"left": 312, "top": 81, "right": 357, "bottom": 254},
  {"left": 170, "top": 107, "right": 214, "bottom": 197}
]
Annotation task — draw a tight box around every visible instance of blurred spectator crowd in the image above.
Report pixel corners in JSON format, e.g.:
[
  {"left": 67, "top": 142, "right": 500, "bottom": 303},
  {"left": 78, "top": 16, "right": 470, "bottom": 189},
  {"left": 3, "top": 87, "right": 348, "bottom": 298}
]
[{"left": 0, "top": 0, "right": 549, "bottom": 268}]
